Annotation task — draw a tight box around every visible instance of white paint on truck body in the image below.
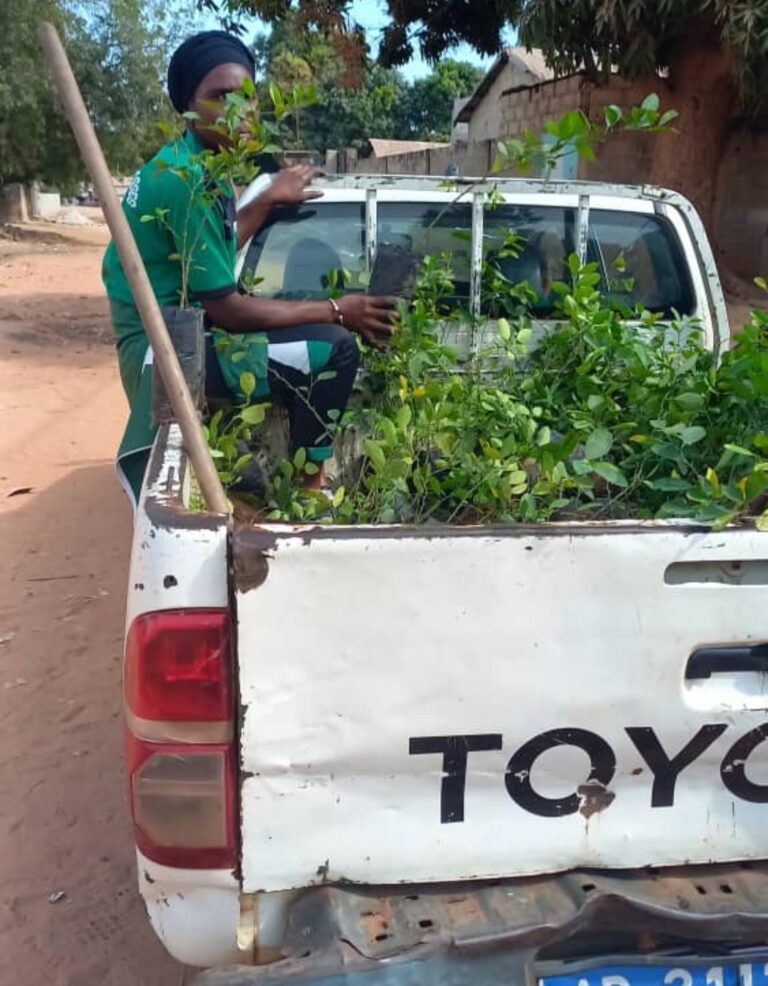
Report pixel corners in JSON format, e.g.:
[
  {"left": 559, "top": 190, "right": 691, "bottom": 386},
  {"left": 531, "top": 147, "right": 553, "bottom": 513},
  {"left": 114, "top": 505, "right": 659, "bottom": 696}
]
[
  {"left": 127, "top": 426, "right": 234, "bottom": 965},
  {"left": 238, "top": 526, "right": 768, "bottom": 893},
  {"left": 127, "top": 425, "right": 229, "bottom": 621},
  {"left": 137, "top": 850, "right": 241, "bottom": 967}
]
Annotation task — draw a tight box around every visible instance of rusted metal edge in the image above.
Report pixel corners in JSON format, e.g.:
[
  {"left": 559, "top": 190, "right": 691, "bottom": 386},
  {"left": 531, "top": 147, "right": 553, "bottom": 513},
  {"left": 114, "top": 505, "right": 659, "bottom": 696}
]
[
  {"left": 233, "top": 516, "right": 715, "bottom": 553},
  {"left": 144, "top": 423, "right": 228, "bottom": 532},
  {"left": 230, "top": 515, "right": 734, "bottom": 592},
  {"left": 190, "top": 863, "right": 768, "bottom": 985}
]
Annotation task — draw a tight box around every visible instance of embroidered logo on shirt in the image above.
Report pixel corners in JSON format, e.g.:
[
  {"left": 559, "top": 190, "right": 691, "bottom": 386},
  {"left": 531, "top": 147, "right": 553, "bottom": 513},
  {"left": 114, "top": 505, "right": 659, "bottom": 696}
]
[{"left": 125, "top": 172, "right": 141, "bottom": 209}]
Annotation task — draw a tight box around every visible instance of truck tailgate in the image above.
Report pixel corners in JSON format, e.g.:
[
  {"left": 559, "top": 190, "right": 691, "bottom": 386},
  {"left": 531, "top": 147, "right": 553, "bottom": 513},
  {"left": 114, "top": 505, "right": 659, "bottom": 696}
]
[{"left": 233, "top": 523, "right": 768, "bottom": 893}]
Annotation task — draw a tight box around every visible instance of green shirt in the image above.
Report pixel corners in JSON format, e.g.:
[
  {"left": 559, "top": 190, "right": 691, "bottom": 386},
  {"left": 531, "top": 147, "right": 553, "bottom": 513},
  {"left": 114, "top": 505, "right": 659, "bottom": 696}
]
[
  {"left": 103, "top": 128, "right": 237, "bottom": 313},
  {"left": 102, "top": 129, "right": 239, "bottom": 502}
]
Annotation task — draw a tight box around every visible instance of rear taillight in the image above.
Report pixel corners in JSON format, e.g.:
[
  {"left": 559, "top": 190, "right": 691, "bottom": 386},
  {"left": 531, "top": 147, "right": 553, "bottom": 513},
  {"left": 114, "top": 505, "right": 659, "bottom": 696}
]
[
  {"left": 125, "top": 735, "right": 237, "bottom": 869},
  {"left": 125, "top": 610, "right": 232, "bottom": 724},
  {"left": 124, "top": 609, "right": 237, "bottom": 870}
]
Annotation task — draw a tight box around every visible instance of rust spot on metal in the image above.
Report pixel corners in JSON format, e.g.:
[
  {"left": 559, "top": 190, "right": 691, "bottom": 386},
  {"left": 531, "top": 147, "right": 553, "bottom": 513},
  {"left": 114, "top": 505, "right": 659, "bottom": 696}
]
[
  {"left": 145, "top": 496, "right": 224, "bottom": 532},
  {"left": 578, "top": 781, "right": 616, "bottom": 819},
  {"left": 445, "top": 894, "right": 485, "bottom": 930},
  {"left": 359, "top": 900, "right": 396, "bottom": 945},
  {"left": 163, "top": 574, "right": 178, "bottom": 589},
  {"left": 233, "top": 525, "right": 273, "bottom": 592}
]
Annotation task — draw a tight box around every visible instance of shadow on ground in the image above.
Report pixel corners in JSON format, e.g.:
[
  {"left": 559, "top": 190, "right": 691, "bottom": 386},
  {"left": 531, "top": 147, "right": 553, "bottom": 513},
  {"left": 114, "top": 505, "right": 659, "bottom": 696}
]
[{"left": 0, "top": 464, "right": 186, "bottom": 985}]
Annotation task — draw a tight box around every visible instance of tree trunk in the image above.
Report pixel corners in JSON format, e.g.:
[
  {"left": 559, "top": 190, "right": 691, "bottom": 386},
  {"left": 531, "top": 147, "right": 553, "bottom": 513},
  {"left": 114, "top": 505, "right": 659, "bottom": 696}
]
[{"left": 650, "top": 39, "right": 735, "bottom": 232}]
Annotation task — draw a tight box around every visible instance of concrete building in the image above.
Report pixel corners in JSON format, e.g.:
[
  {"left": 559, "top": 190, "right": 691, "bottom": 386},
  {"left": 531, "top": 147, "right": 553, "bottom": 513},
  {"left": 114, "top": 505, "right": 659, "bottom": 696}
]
[{"left": 453, "top": 47, "right": 555, "bottom": 143}]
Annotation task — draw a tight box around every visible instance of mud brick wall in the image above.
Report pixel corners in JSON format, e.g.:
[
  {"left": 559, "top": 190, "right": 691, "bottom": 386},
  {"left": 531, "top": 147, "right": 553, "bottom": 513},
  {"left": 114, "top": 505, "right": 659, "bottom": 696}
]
[
  {"left": 344, "top": 73, "right": 768, "bottom": 278},
  {"left": 348, "top": 74, "right": 662, "bottom": 183},
  {"left": 498, "top": 74, "right": 587, "bottom": 137},
  {"left": 713, "top": 129, "right": 768, "bottom": 279}
]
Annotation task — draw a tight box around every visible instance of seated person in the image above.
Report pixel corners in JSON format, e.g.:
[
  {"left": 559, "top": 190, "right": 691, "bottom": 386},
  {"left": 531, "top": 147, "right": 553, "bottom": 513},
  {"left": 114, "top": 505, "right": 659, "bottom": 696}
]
[{"left": 102, "top": 30, "right": 396, "bottom": 504}]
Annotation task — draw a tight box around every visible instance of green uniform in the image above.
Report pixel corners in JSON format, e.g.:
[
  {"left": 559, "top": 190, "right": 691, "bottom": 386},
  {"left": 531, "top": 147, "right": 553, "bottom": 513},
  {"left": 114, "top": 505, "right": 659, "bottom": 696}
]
[
  {"left": 104, "top": 128, "right": 355, "bottom": 505},
  {"left": 102, "top": 129, "right": 240, "bottom": 502}
]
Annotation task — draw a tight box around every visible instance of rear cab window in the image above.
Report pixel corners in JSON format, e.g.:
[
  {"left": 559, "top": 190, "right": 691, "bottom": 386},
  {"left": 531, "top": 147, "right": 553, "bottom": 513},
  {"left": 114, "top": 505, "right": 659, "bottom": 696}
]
[
  {"left": 588, "top": 210, "right": 694, "bottom": 316},
  {"left": 242, "top": 197, "right": 695, "bottom": 318},
  {"left": 243, "top": 202, "right": 366, "bottom": 298}
]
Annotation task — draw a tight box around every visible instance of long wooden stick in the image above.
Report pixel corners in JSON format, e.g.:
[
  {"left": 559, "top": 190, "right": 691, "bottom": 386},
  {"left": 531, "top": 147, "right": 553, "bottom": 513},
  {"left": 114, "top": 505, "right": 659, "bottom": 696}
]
[{"left": 38, "top": 22, "right": 229, "bottom": 515}]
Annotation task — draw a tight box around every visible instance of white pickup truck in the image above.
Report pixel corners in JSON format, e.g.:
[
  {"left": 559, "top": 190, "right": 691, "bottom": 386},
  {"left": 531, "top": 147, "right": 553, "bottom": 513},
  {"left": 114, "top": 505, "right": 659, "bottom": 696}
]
[{"left": 125, "top": 177, "right": 768, "bottom": 986}]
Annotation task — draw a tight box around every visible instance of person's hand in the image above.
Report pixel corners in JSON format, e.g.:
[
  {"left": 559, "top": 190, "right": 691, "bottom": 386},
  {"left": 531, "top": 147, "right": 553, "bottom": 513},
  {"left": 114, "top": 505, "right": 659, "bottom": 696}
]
[
  {"left": 336, "top": 295, "right": 399, "bottom": 349},
  {"left": 267, "top": 165, "right": 323, "bottom": 207}
]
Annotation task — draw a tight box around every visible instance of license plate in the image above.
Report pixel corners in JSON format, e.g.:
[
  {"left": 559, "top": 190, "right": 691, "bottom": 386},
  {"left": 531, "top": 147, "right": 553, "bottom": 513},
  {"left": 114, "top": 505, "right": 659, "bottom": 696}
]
[{"left": 542, "top": 962, "right": 768, "bottom": 986}]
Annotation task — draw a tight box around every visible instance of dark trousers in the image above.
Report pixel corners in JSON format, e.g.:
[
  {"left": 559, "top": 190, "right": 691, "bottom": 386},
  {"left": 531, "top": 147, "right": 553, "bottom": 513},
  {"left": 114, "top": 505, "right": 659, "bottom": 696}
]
[{"left": 205, "top": 323, "right": 359, "bottom": 462}]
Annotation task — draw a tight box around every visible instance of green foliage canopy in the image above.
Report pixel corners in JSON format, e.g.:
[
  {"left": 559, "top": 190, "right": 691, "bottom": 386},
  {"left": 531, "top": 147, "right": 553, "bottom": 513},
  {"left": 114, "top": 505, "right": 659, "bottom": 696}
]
[
  {"left": 250, "top": 12, "right": 483, "bottom": 150},
  {"left": 202, "top": 0, "right": 768, "bottom": 103},
  {"left": 0, "top": 0, "right": 192, "bottom": 192}
]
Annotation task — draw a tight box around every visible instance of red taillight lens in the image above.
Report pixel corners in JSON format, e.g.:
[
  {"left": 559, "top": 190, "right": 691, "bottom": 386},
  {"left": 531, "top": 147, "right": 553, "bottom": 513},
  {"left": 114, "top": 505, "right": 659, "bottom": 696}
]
[{"left": 125, "top": 609, "right": 231, "bottom": 722}]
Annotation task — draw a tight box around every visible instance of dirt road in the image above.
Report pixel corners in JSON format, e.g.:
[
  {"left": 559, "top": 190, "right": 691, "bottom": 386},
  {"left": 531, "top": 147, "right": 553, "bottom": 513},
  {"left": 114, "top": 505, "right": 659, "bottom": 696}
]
[{"left": 0, "top": 232, "right": 184, "bottom": 984}]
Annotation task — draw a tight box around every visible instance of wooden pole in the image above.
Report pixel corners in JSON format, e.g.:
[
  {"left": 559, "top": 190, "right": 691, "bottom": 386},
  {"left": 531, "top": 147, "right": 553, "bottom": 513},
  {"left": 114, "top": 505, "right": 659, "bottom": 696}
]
[{"left": 38, "top": 22, "right": 230, "bottom": 515}]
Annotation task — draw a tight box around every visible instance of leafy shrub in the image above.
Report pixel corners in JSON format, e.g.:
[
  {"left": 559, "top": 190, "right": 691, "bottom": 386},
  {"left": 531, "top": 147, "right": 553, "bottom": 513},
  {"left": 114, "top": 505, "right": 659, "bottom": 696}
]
[{"left": 246, "top": 254, "right": 768, "bottom": 530}]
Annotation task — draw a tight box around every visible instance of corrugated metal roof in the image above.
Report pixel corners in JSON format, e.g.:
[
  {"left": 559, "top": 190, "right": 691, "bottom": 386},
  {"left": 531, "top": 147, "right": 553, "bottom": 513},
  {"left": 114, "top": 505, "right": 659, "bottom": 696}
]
[
  {"left": 511, "top": 47, "right": 553, "bottom": 80},
  {"left": 369, "top": 139, "right": 451, "bottom": 158}
]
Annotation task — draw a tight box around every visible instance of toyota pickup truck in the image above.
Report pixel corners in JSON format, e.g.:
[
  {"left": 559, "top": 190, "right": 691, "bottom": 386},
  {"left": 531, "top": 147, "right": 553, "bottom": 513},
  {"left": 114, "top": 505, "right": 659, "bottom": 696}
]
[{"left": 125, "top": 176, "right": 768, "bottom": 986}]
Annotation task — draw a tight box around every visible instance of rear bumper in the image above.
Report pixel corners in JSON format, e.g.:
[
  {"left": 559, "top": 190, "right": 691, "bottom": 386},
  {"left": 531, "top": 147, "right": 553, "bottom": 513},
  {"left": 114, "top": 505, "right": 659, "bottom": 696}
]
[{"left": 189, "top": 861, "right": 768, "bottom": 985}]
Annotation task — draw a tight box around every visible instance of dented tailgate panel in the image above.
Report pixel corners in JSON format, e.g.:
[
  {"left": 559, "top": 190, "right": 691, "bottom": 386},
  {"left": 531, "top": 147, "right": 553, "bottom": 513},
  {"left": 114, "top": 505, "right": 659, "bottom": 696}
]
[{"left": 235, "top": 524, "right": 768, "bottom": 894}]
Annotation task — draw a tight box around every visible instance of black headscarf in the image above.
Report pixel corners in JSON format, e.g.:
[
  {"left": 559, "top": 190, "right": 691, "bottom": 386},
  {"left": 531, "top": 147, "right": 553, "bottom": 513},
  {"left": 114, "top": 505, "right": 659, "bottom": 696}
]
[{"left": 167, "top": 30, "right": 255, "bottom": 114}]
